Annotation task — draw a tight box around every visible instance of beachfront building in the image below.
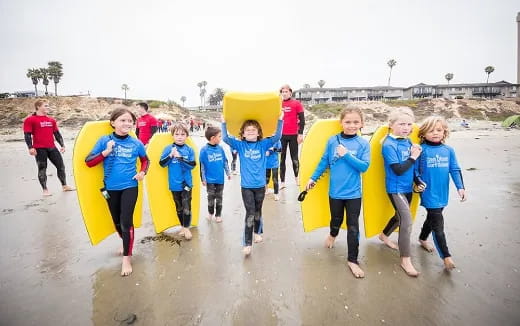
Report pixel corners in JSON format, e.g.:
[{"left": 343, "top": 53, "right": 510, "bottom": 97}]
[{"left": 294, "top": 81, "right": 518, "bottom": 104}]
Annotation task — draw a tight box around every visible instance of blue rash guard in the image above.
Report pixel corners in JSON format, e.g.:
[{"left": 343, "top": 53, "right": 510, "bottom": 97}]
[
  {"left": 222, "top": 119, "right": 283, "bottom": 188},
  {"left": 159, "top": 143, "right": 196, "bottom": 191},
  {"left": 311, "top": 133, "right": 370, "bottom": 199},
  {"left": 200, "top": 143, "right": 229, "bottom": 184},
  {"left": 415, "top": 141, "right": 464, "bottom": 208},
  {"left": 266, "top": 140, "right": 282, "bottom": 169},
  {"left": 382, "top": 135, "right": 415, "bottom": 194},
  {"left": 87, "top": 134, "right": 147, "bottom": 191}
]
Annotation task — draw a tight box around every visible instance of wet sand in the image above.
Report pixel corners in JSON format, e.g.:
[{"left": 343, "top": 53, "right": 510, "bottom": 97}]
[{"left": 1, "top": 127, "right": 519, "bottom": 325}]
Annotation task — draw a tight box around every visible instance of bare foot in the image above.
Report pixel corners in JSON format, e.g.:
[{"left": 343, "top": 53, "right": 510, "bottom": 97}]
[
  {"left": 183, "top": 228, "right": 192, "bottom": 240},
  {"left": 444, "top": 257, "right": 456, "bottom": 270},
  {"left": 419, "top": 240, "right": 434, "bottom": 252},
  {"left": 280, "top": 182, "right": 286, "bottom": 190},
  {"left": 324, "top": 235, "right": 336, "bottom": 249},
  {"left": 273, "top": 194, "right": 280, "bottom": 201},
  {"left": 215, "top": 216, "right": 222, "bottom": 223},
  {"left": 121, "top": 256, "right": 132, "bottom": 277},
  {"left": 42, "top": 189, "right": 52, "bottom": 197},
  {"left": 347, "top": 262, "right": 365, "bottom": 278},
  {"left": 295, "top": 176, "right": 299, "bottom": 186},
  {"left": 400, "top": 257, "right": 420, "bottom": 277},
  {"left": 243, "top": 246, "right": 252, "bottom": 256},
  {"left": 206, "top": 214, "right": 214, "bottom": 221},
  {"left": 379, "top": 233, "right": 398, "bottom": 250},
  {"left": 177, "top": 228, "right": 185, "bottom": 237},
  {"left": 62, "top": 185, "right": 76, "bottom": 192},
  {"left": 254, "top": 233, "right": 263, "bottom": 243}
]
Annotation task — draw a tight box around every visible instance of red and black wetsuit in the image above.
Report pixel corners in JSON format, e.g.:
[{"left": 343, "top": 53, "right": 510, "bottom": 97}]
[{"left": 280, "top": 98, "right": 305, "bottom": 182}]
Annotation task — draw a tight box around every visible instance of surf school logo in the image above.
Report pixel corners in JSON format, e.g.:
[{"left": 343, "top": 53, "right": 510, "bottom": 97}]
[
  {"left": 401, "top": 149, "right": 410, "bottom": 159},
  {"left": 426, "top": 154, "right": 449, "bottom": 168},
  {"left": 244, "top": 149, "right": 261, "bottom": 161},
  {"left": 40, "top": 121, "right": 53, "bottom": 128},
  {"left": 208, "top": 152, "right": 223, "bottom": 162},
  {"left": 113, "top": 145, "right": 133, "bottom": 158},
  {"left": 282, "top": 106, "right": 292, "bottom": 113}
]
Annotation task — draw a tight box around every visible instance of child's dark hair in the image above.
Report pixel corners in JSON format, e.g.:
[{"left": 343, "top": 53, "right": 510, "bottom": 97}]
[
  {"left": 137, "top": 102, "right": 149, "bottom": 111},
  {"left": 205, "top": 125, "right": 221, "bottom": 141},
  {"left": 170, "top": 122, "right": 189, "bottom": 136},
  {"left": 109, "top": 107, "right": 136, "bottom": 128},
  {"left": 239, "top": 120, "right": 263, "bottom": 141}
]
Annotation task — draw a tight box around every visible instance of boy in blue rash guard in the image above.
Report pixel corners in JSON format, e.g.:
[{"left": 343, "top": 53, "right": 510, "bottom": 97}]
[
  {"left": 305, "top": 107, "right": 370, "bottom": 278},
  {"left": 200, "top": 126, "right": 230, "bottom": 223},
  {"left": 85, "top": 108, "right": 149, "bottom": 277},
  {"left": 221, "top": 112, "right": 283, "bottom": 256},
  {"left": 159, "top": 123, "right": 196, "bottom": 240},
  {"left": 265, "top": 140, "right": 282, "bottom": 201},
  {"left": 415, "top": 116, "right": 466, "bottom": 271},
  {"left": 378, "top": 107, "right": 423, "bottom": 277}
]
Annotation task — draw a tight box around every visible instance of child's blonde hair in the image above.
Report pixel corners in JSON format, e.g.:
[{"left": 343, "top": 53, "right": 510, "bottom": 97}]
[
  {"left": 388, "top": 107, "right": 415, "bottom": 126},
  {"left": 171, "top": 123, "right": 189, "bottom": 136},
  {"left": 239, "top": 120, "right": 263, "bottom": 141},
  {"left": 340, "top": 106, "right": 365, "bottom": 125},
  {"left": 418, "top": 116, "right": 449, "bottom": 143}
]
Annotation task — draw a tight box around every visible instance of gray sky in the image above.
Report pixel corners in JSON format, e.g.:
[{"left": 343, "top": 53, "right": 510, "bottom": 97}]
[{"left": 1, "top": 0, "right": 518, "bottom": 106}]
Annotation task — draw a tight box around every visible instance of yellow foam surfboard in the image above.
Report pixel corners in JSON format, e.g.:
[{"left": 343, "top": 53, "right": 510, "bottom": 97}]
[
  {"left": 72, "top": 121, "right": 143, "bottom": 245},
  {"left": 222, "top": 92, "right": 281, "bottom": 138},
  {"left": 145, "top": 133, "right": 200, "bottom": 233},
  {"left": 362, "top": 125, "right": 420, "bottom": 238},
  {"left": 299, "top": 119, "right": 344, "bottom": 232}
]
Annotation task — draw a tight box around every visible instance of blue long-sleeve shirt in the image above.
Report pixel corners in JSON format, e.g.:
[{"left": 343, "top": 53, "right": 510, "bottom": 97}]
[
  {"left": 415, "top": 142, "right": 464, "bottom": 208},
  {"left": 199, "top": 143, "right": 229, "bottom": 184},
  {"left": 266, "top": 140, "right": 282, "bottom": 169},
  {"left": 222, "top": 119, "right": 283, "bottom": 188},
  {"left": 311, "top": 133, "right": 370, "bottom": 199},
  {"left": 382, "top": 135, "right": 415, "bottom": 194},
  {"left": 159, "top": 143, "right": 196, "bottom": 191}
]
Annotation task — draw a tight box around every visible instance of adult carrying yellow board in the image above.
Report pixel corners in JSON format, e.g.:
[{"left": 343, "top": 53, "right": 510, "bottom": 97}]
[
  {"left": 298, "top": 119, "right": 344, "bottom": 232},
  {"left": 145, "top": 132, "right": 200, "bottom": 233},
  {"left": 222, "top": 92, "right": 282, "bottom": 138},
  {"left": 361, "top": 125, "right": 420, "bottom": 238},
  {"left": 72, "top": 121, "right": 143, "bottom": 245}
]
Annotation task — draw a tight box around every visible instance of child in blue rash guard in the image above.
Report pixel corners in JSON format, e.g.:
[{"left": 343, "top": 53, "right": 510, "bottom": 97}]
[
  {"left": 200, "top": 126, "right": 230, "bottom": 223},
  {"left": 305, "top": 107, "right": 370, "bottom": 278},
  {"left": 85, "top": 108, "right": 149, "bottom": 277},
  {"left": 265, "top": 140, "right": 282, "bottom": 201},
  {"left": 222, "top": 112, "right": 283, "bottom": 256},
  {"left": 415, "top": 116, "right": 466, "bottom": 271},
  {"left": 378, "top": 107, "right": 423, "bottom": 277},
  {"left": 159, "top": 123, "right": 196, "bottom": 240}
]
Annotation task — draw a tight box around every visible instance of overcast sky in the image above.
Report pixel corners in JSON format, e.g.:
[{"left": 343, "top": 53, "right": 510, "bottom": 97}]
[{"left": 1, "top": 0, "right": 518, "bottom": 106}]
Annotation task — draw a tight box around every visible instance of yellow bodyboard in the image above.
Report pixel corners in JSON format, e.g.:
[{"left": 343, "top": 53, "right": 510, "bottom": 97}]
[
  {"left": 299, "top": 119, "right": 344, "bottom": 232},
  {"left": 362, "top": 125, "right": 420, "bottom": 238},
  {"left": 145, "top": 133, "right": 200, "bottom": 233},
  {"left": 72, "top": 121, "right": 143, "bottom": 245},
  {"left": 222, "top": 92, "right": 281, "bottom": 138}
]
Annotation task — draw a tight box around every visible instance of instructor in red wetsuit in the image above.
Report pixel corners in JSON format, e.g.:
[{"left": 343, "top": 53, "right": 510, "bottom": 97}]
[
  {"left": 135, "top": 102, "right": 158, "bottom": 145},
  {"left": 279, "top": 84, "right": 305, "bottom": 188},
  {"left": 23, "top": 99, "right": 75, "bottom": 196}
]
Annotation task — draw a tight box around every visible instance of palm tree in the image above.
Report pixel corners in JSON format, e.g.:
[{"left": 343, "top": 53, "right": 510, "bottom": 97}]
[
  {"left": 47, "top": 61, "right": 63, "bottom": 96},
  {"left": 387, "top": 59, "right": 397, "bottom": 86},
  {"left": 121, "top": 84, "right": 129, "bottom": 100},
  {"left": 180, "top": 96, "right": 187, "bottom": 107},
  {"left": 484, "top": 66, "right": 495, "bottom": 83},
  {"left": 445, "top": 73, "right": 454, "bottom": 84},
  {"left": 197, "top": 82, "right": 203, "bottom": 107},
  {"left": 201, "top": 81, "right": 208, "bottom": 107},
  {"left": 303, "top": 83, "right": 311, "bottom": 89},
  {"left": 200, "top": 88, "right": 207, "bottom": 109},
  {"left": 26, "top": 68, "right": 42, "bottom": 96},
  {"left": 40, "top": 68, "right": 50, "bottom": 96},
  {"left": 317, "top": 80, "right": 326, "bottom": 88},
  {"left": 213, "top": 88, "right": 225, "bottom": 105}
]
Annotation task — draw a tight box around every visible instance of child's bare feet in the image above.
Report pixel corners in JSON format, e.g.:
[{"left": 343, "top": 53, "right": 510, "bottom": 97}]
[
  {"left": 243, "top": 246, "right": 252, "bottom": 256},
  {"left": 419, "top": 240, "right": 434, "bottom": 252},
  {"left": 253, "top": 233, "right": 263, "bottom": 243},
  {"left": 379, "top": 233, "right": 398, "bottom": 250},
  {"left": 42, "top": 189, "right": 52, "bottom": 197},
  {"left": 177, "top": 228, "right": 185, "bottom": 237},
  {"left": 273, "top": 194, "right": 280, "bottom": 201},
  {"left": 444, "top": 257, "right": 456, "bottom": 270},
  {"left": 324, "top": 235, "right": 336, "bottom": 248},
  {"left": 400, "top": 257, "right": 420, "bottom": 277},
  {"left": 280, "top": 182, "right": 286, "bottom": 189},
  {"left": 183, "top": 228, "right": 192, "bottom": 240},
  {"left": 206, "top": 214, "right": 214, "bottom": 221},
  {"left": 121, "top": 256, "right": 132, "bottom": 276},
  {"left": 62, "top": 185, "right": 76, "bottom": 192},
  {"left": 347, "top": 262, "right": 365, "bottom": 278},
  {"left": 215, "top": 216, "right": 222, "bottom": 223}
]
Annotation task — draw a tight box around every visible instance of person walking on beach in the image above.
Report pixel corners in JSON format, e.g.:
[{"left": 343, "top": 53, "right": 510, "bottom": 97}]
[
  {"left": 85, "top": 108, "right": 149, "bottom": 276},
  {"left": 279, "top": 84, "right": 305, "bottom": 188},
  {"left": 415, "top": 116, "right": 466, "bottom": 270},
  {"left": 23, "top": 99, "right": 75, "bottom": 196},
  {"left": 136, "top": 102, "right": 158, "bottom": 145}
]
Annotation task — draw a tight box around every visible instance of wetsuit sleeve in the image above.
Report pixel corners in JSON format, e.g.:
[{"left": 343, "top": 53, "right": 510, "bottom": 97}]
[
  {"left": 221, "top": 122, "right": 238, "bottom": 149},
  {"left": 342, "top": 141, "right": 370, "bottom": 172},
  {"left": 139, "top": 155, "right": 150, "bottom": 174},
  {"left": 135, "top": 127, "right": 140, "bottom": 138},
  {"left": 53, "top": 130, "right": 64, "bottom": 147},
  {"left": 159, "top": 146, "right": 172, "bottom": 167},
  {"left": 199, "top": 148, "right": 207, "bottom": 182},
  {"left": 297, "top": 111, "right": 305, "bottom": 135},
  {"left": 24, "top": 132, "right": 33, "bottom": 149},
  {"left": 85, "top": 137, "right": 107, "bottom": 167},
  {"left": 151, "top": 126, "right": 158, "bottom": 136},
  {"left": 310, "top": 140, "right": 331, "bottom": 181},
  {"left": 390, "top": 158, "right": 416, "bottom": 176},
  {"left": 178, "top": 148, "right": 196, "bottom": 169},
  {"left": 267, "top": 119, "right": 284, "bottom": 148},
  {"left": 223, "top": 148, "right": 230, "bottom": 177},
  {"left": 449, "top": 147, "right": 465, "bottom": 189}
]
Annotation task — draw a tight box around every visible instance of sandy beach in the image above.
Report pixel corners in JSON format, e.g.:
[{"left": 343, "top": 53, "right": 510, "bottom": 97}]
[{"left": 1, "top": 125, "right": 519, "bottom": 325}]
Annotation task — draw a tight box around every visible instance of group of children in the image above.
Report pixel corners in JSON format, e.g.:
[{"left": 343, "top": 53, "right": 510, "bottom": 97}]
[{"left": 85, "top": 105, "right": 465, "bottom": 278}]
